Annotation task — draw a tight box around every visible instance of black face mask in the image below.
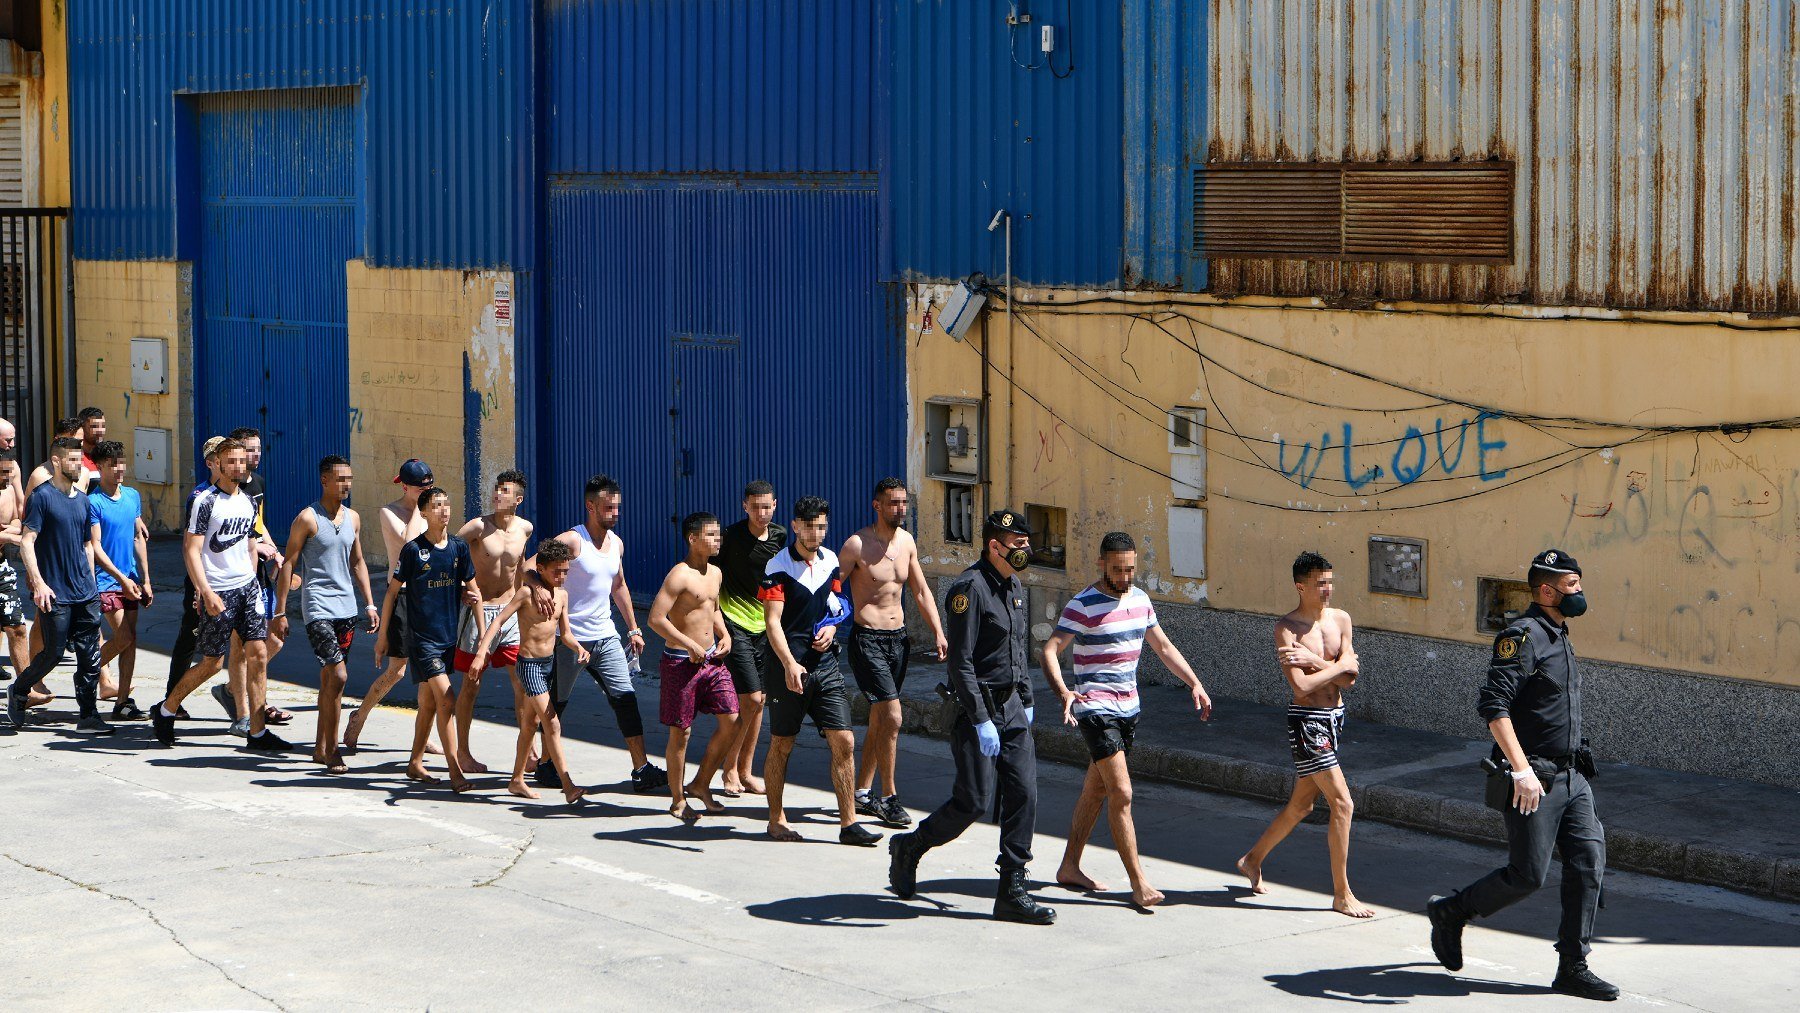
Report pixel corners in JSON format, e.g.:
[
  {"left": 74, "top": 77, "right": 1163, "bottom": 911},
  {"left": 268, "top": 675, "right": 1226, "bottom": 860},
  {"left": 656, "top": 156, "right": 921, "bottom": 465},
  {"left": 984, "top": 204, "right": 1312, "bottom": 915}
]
[{"left": 1556, "top": 589, "right": 1589, "bottom": 618}]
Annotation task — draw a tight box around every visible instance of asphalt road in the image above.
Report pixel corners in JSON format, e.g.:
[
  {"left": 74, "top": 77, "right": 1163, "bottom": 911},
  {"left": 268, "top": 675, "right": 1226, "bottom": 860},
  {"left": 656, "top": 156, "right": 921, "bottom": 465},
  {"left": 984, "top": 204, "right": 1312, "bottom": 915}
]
[{"left": 2, "top": 651, "right": 1795, "bottom": 1012}]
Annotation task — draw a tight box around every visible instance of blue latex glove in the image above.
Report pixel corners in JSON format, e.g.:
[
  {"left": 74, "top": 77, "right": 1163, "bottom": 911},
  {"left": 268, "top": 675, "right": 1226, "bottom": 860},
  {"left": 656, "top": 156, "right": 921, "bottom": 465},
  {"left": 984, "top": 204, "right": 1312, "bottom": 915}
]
[
  {"left": 975, "top": 719, "right": 1001, "bottom": 757},
  {"left": 1025, "top": 707, "right": 1035, "bottom": 725}
]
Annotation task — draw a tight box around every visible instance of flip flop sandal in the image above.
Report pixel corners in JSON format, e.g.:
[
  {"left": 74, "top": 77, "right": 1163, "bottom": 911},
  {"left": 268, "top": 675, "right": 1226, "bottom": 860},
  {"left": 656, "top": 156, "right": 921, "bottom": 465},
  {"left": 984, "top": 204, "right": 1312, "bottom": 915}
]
[
  {"left": 111, "top": 699, "right": 147, "bottom": 720},
  {"left": 263, "top": 706, "right": 294, "bottom": 725}
]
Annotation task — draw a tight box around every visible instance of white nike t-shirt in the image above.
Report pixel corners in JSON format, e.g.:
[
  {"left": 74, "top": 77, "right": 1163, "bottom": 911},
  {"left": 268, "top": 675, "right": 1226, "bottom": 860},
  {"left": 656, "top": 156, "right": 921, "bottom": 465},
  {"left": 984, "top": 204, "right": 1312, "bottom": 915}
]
[{"left": 187, "top": 485, "right": 257, "bottom": 593}]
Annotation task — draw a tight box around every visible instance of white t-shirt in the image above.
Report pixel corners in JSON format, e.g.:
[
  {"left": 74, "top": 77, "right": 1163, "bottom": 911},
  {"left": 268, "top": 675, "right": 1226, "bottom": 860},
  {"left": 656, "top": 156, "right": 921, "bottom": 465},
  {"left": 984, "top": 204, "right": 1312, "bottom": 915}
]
[{"left": 186, "top": 485, "right": 257, "bottom": 593}]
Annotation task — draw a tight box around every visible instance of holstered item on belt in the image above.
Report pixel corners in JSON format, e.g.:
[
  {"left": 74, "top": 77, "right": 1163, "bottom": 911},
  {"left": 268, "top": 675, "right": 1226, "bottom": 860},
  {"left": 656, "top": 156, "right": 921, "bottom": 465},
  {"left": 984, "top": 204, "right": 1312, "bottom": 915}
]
[
  {"left": 1480, "top": 758, "right": 1511, "bottom": 812},
  {"left": 1575, "top": 741, "right": 1597, "bottom": 779},
  {"left": 934, "top": 682, "right": 965, "bottom": 719}
]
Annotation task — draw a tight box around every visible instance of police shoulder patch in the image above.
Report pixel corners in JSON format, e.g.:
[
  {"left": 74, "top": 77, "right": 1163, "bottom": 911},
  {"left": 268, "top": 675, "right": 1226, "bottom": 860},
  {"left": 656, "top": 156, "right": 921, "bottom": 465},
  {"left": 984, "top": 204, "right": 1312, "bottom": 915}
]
[
  {"left": 950, "top": 593, "right": 970, "bottom": 615},
  {"left": 1495, "top": 634, "right": 1523, "bottom": 660}
]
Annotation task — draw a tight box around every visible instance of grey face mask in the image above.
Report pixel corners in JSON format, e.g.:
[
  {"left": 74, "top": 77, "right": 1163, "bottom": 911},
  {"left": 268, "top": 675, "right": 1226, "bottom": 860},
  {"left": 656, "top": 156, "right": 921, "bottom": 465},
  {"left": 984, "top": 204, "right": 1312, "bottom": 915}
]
[{"left": 1556, "top": 590, "right": 1588, "bottom": 618}]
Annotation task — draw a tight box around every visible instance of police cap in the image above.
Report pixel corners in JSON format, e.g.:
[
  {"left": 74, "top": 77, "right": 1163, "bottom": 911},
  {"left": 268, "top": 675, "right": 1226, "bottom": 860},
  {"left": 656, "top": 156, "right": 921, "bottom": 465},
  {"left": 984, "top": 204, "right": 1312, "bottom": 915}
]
[
  {"left": 983, "top": 509, "right": 1033, "bottom": 536},
  {"left": 1528, "top": 548, "right": 1581, "bottom": 578}
]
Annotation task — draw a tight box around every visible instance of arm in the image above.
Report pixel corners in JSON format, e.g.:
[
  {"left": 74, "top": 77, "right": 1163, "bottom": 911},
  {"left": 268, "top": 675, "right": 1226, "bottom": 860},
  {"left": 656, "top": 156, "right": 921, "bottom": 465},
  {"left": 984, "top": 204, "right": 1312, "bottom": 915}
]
[
  {"left": 762, "top": 596, "right": 805, "bottom": 693},
  {"left": 133, "top": 517, "right": 153, "bottom": 606},
  {"left": 184, "top": 532, "right": 223, "bottom": 615},
  {"left": 471, "top": 592, "right": 528, "bottom": 667},
  {"left": 1039, "top": 629, "right": 1079, "bottom": 725},
  {"left": 1331, "top": 612, "right": 1360, "bottom": 687},
  {"left": 348, "top": 513, "right": 378, "bottom": 631},
  {"left": 0, "top": 516, "right": 20, "bottom": 548},
  {"left": 558, "top": 593, "right": 586, "bottom": 656},
  {"left": 613, "top": 565, "right": 644, "bottom": 655},
  {"left": 906, "top": 543, "right": 949, "bottom": 660},
  {"left": 90, "top": 520, "right": 137, "bottom": 598},
  {"left": 942, "top": 583, "right": 988, "bottom": 725},
  {"left": 20, "top": 526, "right": 51, "bottom": 611},
  {"left": 1145, "top": 622, "right": 1212, "bottom": 719},
  {"left": 271, "top": 512, "right": 312, "bottom": 638},
  {"left": 646, "top": 572, "right": 706, "bottom": 657},
  {"left": 1477, "top": 627, "right": 1545, "bottom": 812},
  {"left": 1275, "top": 624, "right": 1357, "bottom": 695},
  {"left": 454, "top": 519, "right": 484, "bottom": 607},
  {"left": 711, "top": 593, "right": 730, "bottom": 657},
  {"left": 374, "top": 577, "right": 401, "bottom": 665}
]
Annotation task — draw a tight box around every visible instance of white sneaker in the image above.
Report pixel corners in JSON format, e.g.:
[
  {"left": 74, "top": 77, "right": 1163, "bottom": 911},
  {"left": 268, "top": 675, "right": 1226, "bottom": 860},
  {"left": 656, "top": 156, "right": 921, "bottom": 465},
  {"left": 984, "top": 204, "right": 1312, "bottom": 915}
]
[{"left": 229, "top": 717, "right": 251, "bottom": 737}]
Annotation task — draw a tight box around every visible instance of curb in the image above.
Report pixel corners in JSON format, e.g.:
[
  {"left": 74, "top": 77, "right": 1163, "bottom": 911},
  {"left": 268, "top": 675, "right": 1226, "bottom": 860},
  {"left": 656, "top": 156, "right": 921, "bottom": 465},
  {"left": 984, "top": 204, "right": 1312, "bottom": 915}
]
[{"left": 890, "top": 695, "right": 1794, "bottom": 902}]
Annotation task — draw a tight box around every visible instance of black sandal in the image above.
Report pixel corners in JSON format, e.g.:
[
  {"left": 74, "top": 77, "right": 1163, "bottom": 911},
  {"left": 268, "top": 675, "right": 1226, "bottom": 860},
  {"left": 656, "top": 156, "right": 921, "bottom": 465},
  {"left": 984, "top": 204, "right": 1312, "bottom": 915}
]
[{"left": 111, "top": 699, "right": 147, "bottom": 721}]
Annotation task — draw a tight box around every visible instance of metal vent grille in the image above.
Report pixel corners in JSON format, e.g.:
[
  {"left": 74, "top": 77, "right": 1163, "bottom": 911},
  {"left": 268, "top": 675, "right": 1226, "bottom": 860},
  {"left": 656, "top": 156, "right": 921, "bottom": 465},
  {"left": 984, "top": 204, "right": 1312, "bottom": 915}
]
[{"left": 1195, "top": 162, "right": 1513, "bottom": 264}]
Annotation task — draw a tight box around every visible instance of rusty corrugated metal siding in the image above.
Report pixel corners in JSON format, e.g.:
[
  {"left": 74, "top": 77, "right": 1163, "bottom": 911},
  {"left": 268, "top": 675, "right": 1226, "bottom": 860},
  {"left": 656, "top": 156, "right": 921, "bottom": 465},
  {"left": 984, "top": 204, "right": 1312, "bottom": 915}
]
[{"left": 1206, "top": 0, "right": 1800, "bottom": 312}]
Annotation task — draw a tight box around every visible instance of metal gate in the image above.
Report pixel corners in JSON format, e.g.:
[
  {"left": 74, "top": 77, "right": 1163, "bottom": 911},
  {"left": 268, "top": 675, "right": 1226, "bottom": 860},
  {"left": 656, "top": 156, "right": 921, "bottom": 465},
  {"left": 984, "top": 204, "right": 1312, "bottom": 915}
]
[
  {"left": 0, "top": 208, "right": 68, "bottom": 468},
  {"left": 190, "top": 88, "right": 358, "bottom": 530}
]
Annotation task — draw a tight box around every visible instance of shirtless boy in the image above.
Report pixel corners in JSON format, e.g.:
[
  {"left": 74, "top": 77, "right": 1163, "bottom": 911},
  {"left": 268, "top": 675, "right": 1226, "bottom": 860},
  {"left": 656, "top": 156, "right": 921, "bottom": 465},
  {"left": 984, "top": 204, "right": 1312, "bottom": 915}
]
[
  {"left": 469, "top": 539, "right": 586, "bottom": 805},
  {"left": 840, "top": 478, "right": 946, "bottom": 827},
  {"left": 450, "top": 470, "right": 533, "bottom": 774},
  {"left": 0, "top": 451, "right": 30, "bottom": 683},
  {"left": 345, "top": 459, "right": 441, "bottom": 755},
  {"left": 646, "top": 512, "right": 740, "bottom": 823},
  {"left": 375, "top": 486, "right": 480, "bottom": 791},
  {"left": 1237, "top": 551, "right": 1373, "bottom": 918}
]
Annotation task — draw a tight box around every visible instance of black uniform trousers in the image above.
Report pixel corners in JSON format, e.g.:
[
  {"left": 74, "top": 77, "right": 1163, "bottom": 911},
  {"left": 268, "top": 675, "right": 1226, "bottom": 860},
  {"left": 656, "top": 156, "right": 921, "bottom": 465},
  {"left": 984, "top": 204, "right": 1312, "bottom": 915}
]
[
  {"left": 164, "top": 578, "right": 202, "bottom": 697},
  {"left": 10, "top": 597, "right": 103, "bottom": 716},
  {"left": 1456, "top": 768, "right": 1605, "bottom": 958},
  {"left": 914, "top": 690, "right": 1037, "bottom": 873}
]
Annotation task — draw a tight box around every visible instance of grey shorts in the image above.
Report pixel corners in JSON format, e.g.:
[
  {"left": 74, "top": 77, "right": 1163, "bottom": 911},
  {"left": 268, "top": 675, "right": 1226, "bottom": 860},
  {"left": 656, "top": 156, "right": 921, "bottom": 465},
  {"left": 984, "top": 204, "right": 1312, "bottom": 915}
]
[
  {"left": 554, "top": 635, "right": 632, "bottom": 705},
  {"left": 516, "top": 655, "right": 554, "bottom": 697}
]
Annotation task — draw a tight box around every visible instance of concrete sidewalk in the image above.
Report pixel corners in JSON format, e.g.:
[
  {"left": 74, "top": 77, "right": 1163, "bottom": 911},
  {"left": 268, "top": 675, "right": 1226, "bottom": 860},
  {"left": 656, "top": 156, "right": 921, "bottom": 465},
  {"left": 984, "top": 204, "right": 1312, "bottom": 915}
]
[
  {"left": 86, "top": 535, "right": 1800, "bottom": 903},
  {"left": 888, "top": 669, "right": 1800, "bottom": 901}
]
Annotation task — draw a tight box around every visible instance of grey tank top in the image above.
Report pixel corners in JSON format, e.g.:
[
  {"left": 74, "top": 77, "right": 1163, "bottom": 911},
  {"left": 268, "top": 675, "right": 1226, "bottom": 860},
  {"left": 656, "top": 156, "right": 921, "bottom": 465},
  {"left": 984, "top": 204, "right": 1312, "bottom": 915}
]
[{"left": 299, "top": 501, "right": 357, "bottom": 622}]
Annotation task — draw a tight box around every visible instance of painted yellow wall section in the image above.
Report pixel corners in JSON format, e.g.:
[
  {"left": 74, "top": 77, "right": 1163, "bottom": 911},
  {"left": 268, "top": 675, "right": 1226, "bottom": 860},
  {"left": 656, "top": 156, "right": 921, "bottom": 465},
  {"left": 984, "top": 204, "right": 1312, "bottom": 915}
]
[
  {"left": 346, "top": 263, "right": 515, "bottom": 569},
  {"left": 72, "top": 259, "right": 191, "bottom": 531},
  {"left": 907, "top": 287, "right": 1800, "bottom": 689},
  {"left": 37, "top": 0, "right": 69, "bottom": 206}
]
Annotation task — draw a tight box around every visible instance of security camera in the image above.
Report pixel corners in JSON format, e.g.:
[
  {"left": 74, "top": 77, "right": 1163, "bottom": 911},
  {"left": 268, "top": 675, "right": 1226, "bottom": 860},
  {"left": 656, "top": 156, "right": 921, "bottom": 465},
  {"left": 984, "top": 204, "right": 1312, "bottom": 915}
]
[{"left": 987, "top": 209, "right": 1008, "bottom": 232}]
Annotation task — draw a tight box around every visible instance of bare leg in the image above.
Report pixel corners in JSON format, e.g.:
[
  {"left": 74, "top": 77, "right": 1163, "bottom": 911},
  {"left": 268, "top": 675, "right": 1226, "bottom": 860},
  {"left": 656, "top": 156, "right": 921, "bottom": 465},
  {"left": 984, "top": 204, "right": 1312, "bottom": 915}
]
[
  {"left": 241, "top": 637, "right": 269, "bottom": 736},
  {"left": 823, "top": 729, "right": 859, "bottom": 828},
  {"left": 4, "top": 625, "right": 28, "bottom": 676},
  {"left": 407, "top": 685, "right": 439, "bottom": 782},
  {"left": 509, "top": 699, "right": 541, "bottom": 800},
  {"left": 686, "top": 711, "right": 740, "bottom": 812},
  {"left": 314, "top": 661, "right": 348, "bottom": 772},
  {"left": 162, "top": 654, "right": 226, "bottom": 713},
  {"left": 348, "top": 657, "right": 441, "bottom": 754},
  {"left": 512, "top": 676, "right": 538, "bottom": 770},
  {"left": 666, "top": 725, "right": 698, "bottom": 821},
  {"left": 1238, "top": 776, "right": 1321, "bottom": 895},
  {"left": 856, "top": 698, "right": 903, "bottom": 797},
  {"left": 453, "top": 667, "right": 489, "bottom": 773},
  {"left": 1058, "top": 764, "right": 1111, "bottom": 892},
  {"left": 1089, "top": 753, "right": 1159, "bottom": 907},
  {"left": 1315, "top": 767, "right": 1373, "bottom": 917},
  {"left": 422, "top": 677, "right": 470, "bottom": 791},
  {"left": 100, "top": 609, "right": 140, "bottom": 704},
  {"left": 533, "top": 696, "right": 582, "bottom": 804},
  {"left": 727, "top": 690, "right": 766, "bottom": 794},
  {"left": 763, "top": 734, "right": 802, "bottom": 840},
  {"left": 227, "top": 637, "right": 251, "bottom": 725}
]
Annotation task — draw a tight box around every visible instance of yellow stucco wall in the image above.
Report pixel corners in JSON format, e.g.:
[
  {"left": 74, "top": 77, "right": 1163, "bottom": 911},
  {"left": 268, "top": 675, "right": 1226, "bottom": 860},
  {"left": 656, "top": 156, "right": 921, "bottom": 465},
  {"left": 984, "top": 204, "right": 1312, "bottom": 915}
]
[
  {"left": 907, "top": 287, "right": 1800, "bottom": 689},
  {"left": 72, "top": 259, "right": 193, "bottom": 531},
  {"left": 37, "top": 0, "right": 69, "bottom": 207},
  {"left": 347, "top": 264, "right": 515, "bottom": 570}
]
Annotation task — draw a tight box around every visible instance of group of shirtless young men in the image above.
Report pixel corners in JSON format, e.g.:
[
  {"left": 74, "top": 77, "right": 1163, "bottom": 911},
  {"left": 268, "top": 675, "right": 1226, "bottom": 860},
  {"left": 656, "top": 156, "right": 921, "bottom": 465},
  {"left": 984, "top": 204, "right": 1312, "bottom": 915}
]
[{"left": 2, "top": 412, "right": 1377, "bottom": 915}]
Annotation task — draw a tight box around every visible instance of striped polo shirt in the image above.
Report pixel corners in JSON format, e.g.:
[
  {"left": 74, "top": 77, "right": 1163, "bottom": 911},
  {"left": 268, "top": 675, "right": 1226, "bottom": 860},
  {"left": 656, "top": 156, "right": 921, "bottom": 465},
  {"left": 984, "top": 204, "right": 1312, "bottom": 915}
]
[{"left": 1055, "top": 584, "right": 1159, "bottom": 719}]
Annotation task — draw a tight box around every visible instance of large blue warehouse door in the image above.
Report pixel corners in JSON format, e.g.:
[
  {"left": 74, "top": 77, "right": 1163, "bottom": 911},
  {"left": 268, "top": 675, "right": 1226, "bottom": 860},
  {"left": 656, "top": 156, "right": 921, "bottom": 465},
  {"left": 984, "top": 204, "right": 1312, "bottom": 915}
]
[
  {"left": 545, "top": 179, "right": 902, "bottom": 592},
  {"left": 191, "top": 88, "right": 359, "bottom": 531}
]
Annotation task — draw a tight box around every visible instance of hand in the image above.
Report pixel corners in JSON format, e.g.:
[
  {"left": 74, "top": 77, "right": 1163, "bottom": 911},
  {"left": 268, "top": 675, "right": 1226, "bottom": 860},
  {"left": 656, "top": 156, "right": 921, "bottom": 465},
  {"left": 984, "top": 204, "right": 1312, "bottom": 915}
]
[
  {"left": 141, "top": 584, "right": 155, "bottom": 608},
  {"left": 121, "top": 577, "right": 142, "bottom": 600},
  {"left": 1511, "top": 769, "right": 1545, "bottom": 815},
  {"left": 469, "top": 651, "right": 487, "bottom": 673},
  {"left": 975, "top": 720, "right": 1001, "bottom": 757},
  {"left": 810, "top": 624, "right": 837, "bottom": 652},
  {"left": 256, "top": 541, "right": 278, "bottom": 561},
  {"left": 31, "top": 582, "right": 54, "bottom": 613},
  {"left": 785, "top": 661, "right": 806, "bottom": 694},
  {"left": 271, "top": 614, "right": 290, "bottom": 639},
  {"left": 200, "top": 590, "right": 225, "bottom": 617},
  {"left": 529, "top": 581, "right": 555, "bottom": 617},
  {"left": 1277, "top": 644, "right": 1327, "bottom": 671},
  {"left": 716, "top": 632, "right": 732, "bottom": 658},
  {"left": 627, "top": 629, "right": 645, "bottom": 657},
  {"left": 463, "top": 586, "right": 482, "bottom": 609},
  {"left": 573, "top": 645, "right": 590, "bottom": 665},
  {"left": 1061, "top": 693, "right": 1079, "bottom": 726},
  {"left": 374, "top": 637, "right": 388, "bottom": 668},
  {"left": 1190, "top": 681, "right": 1214, "bottom": 721},
  {"left": 933, "top": 632, "right": 948, "bottom": 661},
  {"left": 1025, "top": 706, "right": 1035, "bottom": 725},
  {"left": 365, "top": 605, "right": 380, "bottom": 634}
]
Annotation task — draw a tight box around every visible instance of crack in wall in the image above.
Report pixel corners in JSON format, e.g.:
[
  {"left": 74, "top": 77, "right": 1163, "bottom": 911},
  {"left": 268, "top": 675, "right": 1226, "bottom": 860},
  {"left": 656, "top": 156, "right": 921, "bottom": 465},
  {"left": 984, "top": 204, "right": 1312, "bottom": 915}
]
[{"left": 2, "top": 853, "right": 291, "bottom": 1012}]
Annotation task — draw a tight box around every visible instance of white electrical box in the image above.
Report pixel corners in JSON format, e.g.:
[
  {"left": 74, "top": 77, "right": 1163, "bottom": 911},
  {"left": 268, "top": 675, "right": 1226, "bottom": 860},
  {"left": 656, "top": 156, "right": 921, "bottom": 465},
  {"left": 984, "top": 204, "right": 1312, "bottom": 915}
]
[
  {"left": 1168, "top": 406, "right": 1206, "bottom": 500},
  {"left": 130, "top": 337, "right": 168, "bottom": 394},
  {"left": 926, "top": 396, "right": 982, "bottom": 484},
  {"left": 134, "top": 427, "right": 171, "bottom": 485},
  {"left": 1169, "top": 506, "right": 1207, "bottom": 579},
  {"left": 938, "top": 281, "right": 987, "bottom": 342}
]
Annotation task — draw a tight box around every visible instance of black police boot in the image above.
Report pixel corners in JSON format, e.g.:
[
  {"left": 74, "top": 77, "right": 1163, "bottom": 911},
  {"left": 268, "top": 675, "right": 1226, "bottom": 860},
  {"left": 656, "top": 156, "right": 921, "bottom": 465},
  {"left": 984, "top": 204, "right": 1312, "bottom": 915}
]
[
  {"left": 1427, "top": 894, "right": 1468, "bottom": 971},
  {"left": 993, "top": 870, "right": 1056, "bottom": 925},
  {"left": 1552, "top": 957, "right": 1620, "bottom": 1001},
  {"left": 888, "top": 831, "right": 927, "bottom": 900}
]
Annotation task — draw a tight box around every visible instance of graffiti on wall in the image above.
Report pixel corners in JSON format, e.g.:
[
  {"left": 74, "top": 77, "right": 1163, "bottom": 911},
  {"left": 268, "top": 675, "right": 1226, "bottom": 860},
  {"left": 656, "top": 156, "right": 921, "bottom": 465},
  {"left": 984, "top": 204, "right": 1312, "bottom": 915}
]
[{"left": 1275, "top": 411, "right": 1509, "bottom": 491}]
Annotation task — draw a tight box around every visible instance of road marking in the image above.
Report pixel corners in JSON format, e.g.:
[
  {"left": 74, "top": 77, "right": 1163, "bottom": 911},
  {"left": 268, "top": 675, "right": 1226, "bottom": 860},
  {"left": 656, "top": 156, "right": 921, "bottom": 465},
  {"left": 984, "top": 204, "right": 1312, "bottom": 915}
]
[{"left": 554, "top": 854, "right": 733, "bottom": 906}]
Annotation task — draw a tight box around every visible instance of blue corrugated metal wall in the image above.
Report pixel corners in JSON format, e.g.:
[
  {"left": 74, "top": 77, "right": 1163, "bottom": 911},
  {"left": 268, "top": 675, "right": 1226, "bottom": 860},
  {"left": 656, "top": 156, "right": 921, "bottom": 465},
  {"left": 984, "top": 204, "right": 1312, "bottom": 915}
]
[
  {"left": 71, "top": 1, "right": 533, "bottom": 269},
  {"left": 191, "top": 88, "right": 359, "bottom": 528},
  {"left": 544, "top": 180, "right": 902, "bottom": 592},
  {"left": 888, "top": 0, "right": 1126, "bottom": 287}
]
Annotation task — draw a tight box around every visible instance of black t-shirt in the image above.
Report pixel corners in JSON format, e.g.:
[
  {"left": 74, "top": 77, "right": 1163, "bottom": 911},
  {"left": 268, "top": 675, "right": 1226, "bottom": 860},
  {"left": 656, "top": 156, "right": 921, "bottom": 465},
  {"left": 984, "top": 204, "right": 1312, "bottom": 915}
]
[
  {"left": 714, "top": 519, "right": 787, "bottom": 632},
  {"left": 393, "top": 533, "right": 475, "bottom": 655}
]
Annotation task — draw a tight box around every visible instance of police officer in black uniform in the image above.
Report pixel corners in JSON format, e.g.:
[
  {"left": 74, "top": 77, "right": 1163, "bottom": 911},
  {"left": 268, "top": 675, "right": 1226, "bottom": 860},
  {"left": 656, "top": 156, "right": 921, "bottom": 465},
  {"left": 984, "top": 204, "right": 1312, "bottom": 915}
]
[
  {"left": 1428, "top": 550, "right": 1618, "bottom": 1001},
  {"left": 887, "top": 509, "right": 1054, "bottom": 925}
]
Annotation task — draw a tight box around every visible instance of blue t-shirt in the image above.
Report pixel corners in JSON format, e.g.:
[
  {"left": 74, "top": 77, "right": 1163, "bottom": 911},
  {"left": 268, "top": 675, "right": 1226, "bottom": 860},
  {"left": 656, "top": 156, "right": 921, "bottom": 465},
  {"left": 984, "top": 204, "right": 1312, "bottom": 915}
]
[
  {"left": 23, "top": 482, "right": 98, "bottom": 604},
  {"left": 392, "top": 533, "right": 474, "bottom": 655},
  {"left": 89, "top": 486, "right": 142, "bottom": 593}
]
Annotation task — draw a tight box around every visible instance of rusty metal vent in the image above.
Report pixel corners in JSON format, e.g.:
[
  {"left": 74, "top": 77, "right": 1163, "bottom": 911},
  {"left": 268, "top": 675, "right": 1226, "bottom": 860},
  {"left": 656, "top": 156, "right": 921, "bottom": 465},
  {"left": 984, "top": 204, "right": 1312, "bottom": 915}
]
[{"left": 1196, "top": 162, "right": 1513, "bottom": 264}]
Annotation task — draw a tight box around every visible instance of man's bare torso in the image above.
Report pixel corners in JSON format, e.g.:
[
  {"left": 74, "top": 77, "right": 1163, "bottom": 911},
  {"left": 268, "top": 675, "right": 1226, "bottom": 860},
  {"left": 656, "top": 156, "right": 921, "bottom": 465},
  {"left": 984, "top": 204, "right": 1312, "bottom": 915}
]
[
  {"left": 844, "top": 525, "right": 915, "bottom": 630},
  {"left": 514, "top": 586, "right": 565, "bottom": 657},
  {"left": 379, "top": 499, "right": 427, "bottom": 568},
  {"left": 1279, "top": 608, "right": 1350, "bottom": 708},
  {"left": 665, "top": 562, "right": 723, "bottom": 652},
  {"left": 464, "top": 514, "right": 532, "bottom": 602}
]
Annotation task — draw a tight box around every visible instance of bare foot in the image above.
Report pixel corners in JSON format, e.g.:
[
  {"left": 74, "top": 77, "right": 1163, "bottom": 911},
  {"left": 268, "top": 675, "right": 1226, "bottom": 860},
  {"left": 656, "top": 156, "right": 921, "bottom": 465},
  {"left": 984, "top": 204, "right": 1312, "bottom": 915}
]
[
  {"left": 1237, "top": 854, "right": 1268, "bottom": 895},
  {"left": 450, "top": 777, "right": 475, "bottom": 794},
  {"left": 406, "top": 764, "right": 439, "bottom": 784},
  {"left": 1132, "top": 884, "right": 1166, "bottom": 909},
  {"left": 423, "top": 739, "right": 445, "bottom": 756},
  {"left": 324, "top": 759, "right": 349, "bottom": 775},
  {"left": 342, "top": 708, "right": 368, "bottom": 753},
  {"left": 525, "top": 750, "right": 540, "bottom": 770},
  {"left": 738, "top": 773, "right": 767, "bottom": 795},
  {"left": 1056, "top": 866, "right": 1108, "bottom": 893},
  {"left": 714, "top": 779, "right": 744, "bottom": 798},
  {"left": 562, "top": 784, "right": 587, "bottom": 806},
  {"left": 684, "top": 781, "right": 726, "bottom": 813},
  {"left": 1334, "top": 894, "right": 1376, "bottom": 919},
  {"left": 672, "top": 802, "right": 702, "bottom": 824},
  {"left": 459, "top": 755, "right": 490, "bottom": 775},
  {"left": 765, "top": 821, "right": 803, "bottom": 842},
  {"left": 508, "top": 779, "right": 541, "bottom": 800},
  {"left": 26, "top": 691, "right": 54, "bottom": 708},
  {"left": 100, "top": 683, "right": 119, "bottom": 701}
]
